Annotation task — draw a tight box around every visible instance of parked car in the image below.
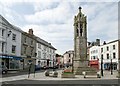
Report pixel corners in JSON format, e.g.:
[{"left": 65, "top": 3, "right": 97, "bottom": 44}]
[
  {"left": 0, "top": 65, "right": 8, "bottom": 74},
  {"left": 35, "top": 65, "right": 41, "bottom": 71}
]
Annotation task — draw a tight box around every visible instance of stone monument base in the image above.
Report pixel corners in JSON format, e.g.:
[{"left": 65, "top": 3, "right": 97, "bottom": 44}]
[
  {"left": 73, "top": 60, "right": 97, "bottom": 75},
  {"left": 74, "top": 67, "right": 97, "bottom": 75}
]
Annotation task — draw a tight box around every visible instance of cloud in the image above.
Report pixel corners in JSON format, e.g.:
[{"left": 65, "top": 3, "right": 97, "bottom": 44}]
[
  {"left": 0, "top": 1, "right": 118, "bottom": 54},
  {"left": 24, "top": 1, "right": 74, "bottom": 25}
]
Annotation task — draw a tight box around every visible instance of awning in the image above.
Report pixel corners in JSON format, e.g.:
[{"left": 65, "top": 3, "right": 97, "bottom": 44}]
[
  {"left": 0, "top": 55, "right": 22, "bottom": 60},
  {"left": 89, "top": 60, "right": 99, "bottom": 65}
]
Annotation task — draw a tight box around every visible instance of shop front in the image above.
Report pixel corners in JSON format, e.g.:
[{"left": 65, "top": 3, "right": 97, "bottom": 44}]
[
  {"left": 0, "top": 55, "right": 22, "bottom": 70},
  {"left": 104, "top": 62, "right": 118, "bottom": 70},
  {"left": 89, "top": 60, "right": 99, "bottom": 70}
]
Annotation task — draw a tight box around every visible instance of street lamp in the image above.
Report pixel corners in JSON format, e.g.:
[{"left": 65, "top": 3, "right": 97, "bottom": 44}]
[
  {"left": 53, "top": 58, "right": 54, "bottom": 71},
  {"left": 110, "top": 51, "right": 113, "bottom": 75},
  {"left": 118, "top": 58, "right": 120, "bottom": 78},
  {"left": 110, "top": 58, "right": 113, "bottom": 75},
  {"left": 101, "top": 56, "right": 103, "bottom": 76},
  {"left": 72, "top": 53, "right": 74, "bottom": 73},
  {"left": 28, "top": 61, "right": 32, "bottom": 78}
]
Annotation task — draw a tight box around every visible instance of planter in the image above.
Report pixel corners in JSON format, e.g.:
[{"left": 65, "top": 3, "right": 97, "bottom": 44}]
[
  {"left": 45, "top": 70, "right": 49, "bottom": 76},
  {"left": 61, "top": 72, "right": 75, "bottom": 78}
]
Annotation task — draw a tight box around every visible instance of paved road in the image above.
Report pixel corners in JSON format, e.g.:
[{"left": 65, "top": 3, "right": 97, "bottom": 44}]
[
  {"left": 1, "top": 70, "right": 45, "bottom": 78},
  {"left": 0, "top": 69, "right": 120, "bottom": 86},
  {"left": 1, "top": 79, "right": 119, "bottom": 86},
  {"left": 1, "top": 68, "right": 58, "bottom": 78}
]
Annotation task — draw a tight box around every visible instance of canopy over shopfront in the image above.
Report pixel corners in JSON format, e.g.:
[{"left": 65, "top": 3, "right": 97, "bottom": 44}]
[{"left": 0, "top": 55, "right": 22, "bottom": 60}]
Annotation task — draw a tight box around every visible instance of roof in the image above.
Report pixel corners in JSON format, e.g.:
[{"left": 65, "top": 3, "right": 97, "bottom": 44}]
[
  {"left": 100, "top": 39, "right": 119, "bottom": 47},
  {"left": 0, "top": 15, "right": 23, "bottom": 32},
  {"left": 63, "top": 50, "right": 74, "bottom": 55},
  {"left": 0, "top": 15, "right": 56, "bottom": 50},
  {"left": 36, "top": 37, "right": 56, "bottom": 50}
]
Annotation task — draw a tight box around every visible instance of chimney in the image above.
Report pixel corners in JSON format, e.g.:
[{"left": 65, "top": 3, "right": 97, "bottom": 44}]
[
  {"left": 88, "top": 42, "right": 91, "bottom": 46},
  {"left": 103, "top": 41, "right": 106, "bottom": 45},
  {"left": 28, "top": 29, "right": 33, "bottom": 35},
  {"left": 96, "top": 39, "right": 100, "bottom": 46}
]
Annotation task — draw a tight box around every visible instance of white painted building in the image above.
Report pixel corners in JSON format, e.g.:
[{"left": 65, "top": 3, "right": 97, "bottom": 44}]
[
  {"left": 36, "top": 37, "right": 56, "bottom": 68},
  {"left": 89, "top": 40, "right": 119, "bottom": 70},
  {"left": 99, "top": 40, "right": 119, "bottom": 70},
  {"left": 0, "top": 15, "right": 22, "bottom": 70},
  {"left": 89, "top": 46, "right": 99, "bottom": 61},
  {"left": 63, "top": 50, "right": 74, "bottom": 67}
]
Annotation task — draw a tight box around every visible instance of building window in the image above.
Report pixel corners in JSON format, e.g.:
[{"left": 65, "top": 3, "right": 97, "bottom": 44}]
[
  {"left": 24, "top": 37, "right": 27, "bottom": 43},
  {"left": 31, "top": 48, "right": 33, "bottom": 56},
  {"left": 91, "top": 56, "right": 92, "bottom": 60},
  {"left": 101, "top": 48, "right": 103, "bottom": 53},
  {"left": 106, "top": 46, "right": 109, "bottom": 51},
  {"left": 96, "top": 50, "right": 98, "bottom": 53},
  {"left": 93, "top": 56, "right": 95, "bottom": 59},
  {"left": 107, "top": 53, "right": 109, "bottom": 59},
  {"left": 12, "top": 34, "right": 16, "bottom": 41},
  {"left": 113, "top": 53, "right": 116, "bottom": 59},
  {"left": 69, "top": 54, "right": 71, "bottom": 57},
  {"left": 50, "top": 49, "right": 51, "bottom": 53},
  {"left": 38, "top": 51, "right": 41, "bottom": 58},
  {"left": 38, "top": 44, "right": 41, "bottom": 49},
  {"left": 44, "top": 46, "right": 46, "bottom": 51},
  {"left": 91, "top": 51, "right": 92, "bottom": 54},
  {"left": 12, "top": 45, "right": 16, "bottom": 53},
  {"left": 2, "top": 42, "right": 4, "bottom": 52},
  {"left": 24, "top": 46, "right": 27, "bottom": 54},
  {"left": 69, "top": 59, "right": 70, "bottom": 62},
  {"left": 31, "top": 40, "right": 33, "bottom": 45},
  {"left": 113, "top": 45, "right": 115, "bottom": 50},
  {"left": 2, "top": 29, "right": 4, "bottom": 36}
]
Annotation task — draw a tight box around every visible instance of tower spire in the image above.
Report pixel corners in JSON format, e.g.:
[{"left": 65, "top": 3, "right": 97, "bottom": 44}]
[{"left": 79, "top": 7, "right": 82, "bottom": 12}]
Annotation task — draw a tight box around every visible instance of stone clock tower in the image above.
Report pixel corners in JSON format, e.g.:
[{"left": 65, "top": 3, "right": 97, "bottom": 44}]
[{"left": 73, "top": 7, "right": 88, "bottom": 74}]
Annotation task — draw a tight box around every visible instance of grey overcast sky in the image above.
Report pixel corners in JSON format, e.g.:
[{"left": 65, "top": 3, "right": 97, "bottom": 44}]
[{"left": 0, "top": 0, "right": 119, "bottom": 55}]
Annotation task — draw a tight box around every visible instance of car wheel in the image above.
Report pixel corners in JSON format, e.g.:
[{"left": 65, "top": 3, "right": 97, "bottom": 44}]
[{"left": 2, "top": 71, "right": 6, "bottom": 74}]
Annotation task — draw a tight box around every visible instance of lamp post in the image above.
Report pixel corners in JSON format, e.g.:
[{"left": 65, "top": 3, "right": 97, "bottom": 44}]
[
  {"left": 118, "top": 58, "right": 120, "bottom": 78},
  {"left": 110, "top": 58, "right": 113, "bottom": 75},
  {"left": 101, "top": 56, "right": 103, "bottom": 76},
  {"left": 72, "top": 53, "right": 74, "bottom": 73},
  {"left": 110, "top": 51, "right": 113, "bottom": 75},
  {"left": 53, "top": 58, "right": 54, "bottom": 71},
  {"left": 28, "top": 61, "right": 32, "bottom": 78}
]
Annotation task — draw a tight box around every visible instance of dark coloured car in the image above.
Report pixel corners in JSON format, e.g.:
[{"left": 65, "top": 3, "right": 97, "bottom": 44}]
[
  {"left": 0, "top": 65, "right": 8, "bottom": 74},
  {"left": 35, "top": 65, "right": 41, "bottom": 71}
]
